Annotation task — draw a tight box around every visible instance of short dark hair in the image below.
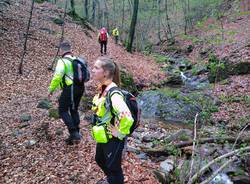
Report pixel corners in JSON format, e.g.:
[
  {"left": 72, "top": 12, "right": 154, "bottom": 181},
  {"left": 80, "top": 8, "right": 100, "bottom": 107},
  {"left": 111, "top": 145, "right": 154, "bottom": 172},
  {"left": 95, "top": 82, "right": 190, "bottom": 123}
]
[{"left": 60, "top": 41, "right": 71, "bottom": 52}]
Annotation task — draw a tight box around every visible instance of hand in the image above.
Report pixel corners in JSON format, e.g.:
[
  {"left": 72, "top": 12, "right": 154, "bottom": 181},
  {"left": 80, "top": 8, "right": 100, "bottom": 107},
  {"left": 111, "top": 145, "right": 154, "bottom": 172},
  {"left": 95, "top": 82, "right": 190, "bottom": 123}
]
[
  {"left": 48, "top": 92, "right": 53, "bottom": 100},
  {"left": 107, "top": 124, "right": 119, "bottom": 137}
]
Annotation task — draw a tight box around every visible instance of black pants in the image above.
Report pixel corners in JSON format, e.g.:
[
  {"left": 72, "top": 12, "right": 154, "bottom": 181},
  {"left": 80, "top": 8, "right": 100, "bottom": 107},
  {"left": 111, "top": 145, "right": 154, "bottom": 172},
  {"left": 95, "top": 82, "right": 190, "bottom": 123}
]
[
  {"left": 95, "top": 138, "right": 125, "bottom": 184},
  {"left": 114, "top": 36, "right": 118, "bottom": 44},
  {"left": 58, "top": 85, "right": 84, "bottom": 135},
  {"left": 100, "top": 41, "right": 107, "bottom": 54}
]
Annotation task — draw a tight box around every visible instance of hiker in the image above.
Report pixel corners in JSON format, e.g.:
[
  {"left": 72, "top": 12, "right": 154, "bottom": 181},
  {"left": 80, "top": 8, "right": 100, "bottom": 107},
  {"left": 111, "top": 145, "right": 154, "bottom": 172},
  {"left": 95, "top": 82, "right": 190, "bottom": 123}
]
[
  {"left": 112, "top": 27, "right": 119, "bottom": 44},
  {"left": 48, "top": 41, "right": 85, "bottom": 145},
  {"left": 91, "top": 56, "right": 134, "bottom": 184},
  {"left": 98, "top": 27, "right": 109, "bottom": 55}
]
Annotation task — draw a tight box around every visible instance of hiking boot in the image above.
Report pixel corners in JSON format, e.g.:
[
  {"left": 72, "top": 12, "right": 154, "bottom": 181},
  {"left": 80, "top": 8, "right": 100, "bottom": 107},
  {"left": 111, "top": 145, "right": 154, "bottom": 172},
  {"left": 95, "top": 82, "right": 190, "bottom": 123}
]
[
  {"left": 65, "top": 132, "right": 81, "bottom": 145},
  {"left": 96, "top": 177, "right": 109, "bottom": 184}
]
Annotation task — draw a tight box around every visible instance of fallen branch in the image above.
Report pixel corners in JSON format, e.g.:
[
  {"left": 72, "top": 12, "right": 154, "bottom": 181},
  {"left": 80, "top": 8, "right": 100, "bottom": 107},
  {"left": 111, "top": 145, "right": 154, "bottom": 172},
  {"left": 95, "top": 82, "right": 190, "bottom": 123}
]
[
  {"left": 188, "top": 113, "right": 199, "bottom": 181},
  {"left": 141, "top": 137, "right": 250, "bottom": 156},
  {"left": 232, "top": 124, "right": 249, "bottom": 151},
  {"left": 200, "top": 156, "right": 238, "bottom": 184},
  {"left": 187, "top": 146, "right": 250, "bottom": 184}
]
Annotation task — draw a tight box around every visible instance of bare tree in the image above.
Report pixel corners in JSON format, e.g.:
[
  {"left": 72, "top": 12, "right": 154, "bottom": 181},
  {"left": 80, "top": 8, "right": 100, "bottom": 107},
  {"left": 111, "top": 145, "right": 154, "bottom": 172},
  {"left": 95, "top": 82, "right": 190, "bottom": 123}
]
[
  {"left": 19, "top": 0, "right": 35, "bottom": 74},
  {"left": 126, "top": 0, "right": 139, "bottom": 52},
  {"left": 91, "top": 0, "right": 96, "bottom": 24},
  {"left": 157, "top": 0, "right": 162, "bottom": 42},
  {"left": 84, "top": 0, "right": 89, "bottom": 20},
  {"left": 48, "top": 0, "right": 68, "bottom": 70},
  {"left": 70, "top": 0, "right": 76, "bottom": 16}
]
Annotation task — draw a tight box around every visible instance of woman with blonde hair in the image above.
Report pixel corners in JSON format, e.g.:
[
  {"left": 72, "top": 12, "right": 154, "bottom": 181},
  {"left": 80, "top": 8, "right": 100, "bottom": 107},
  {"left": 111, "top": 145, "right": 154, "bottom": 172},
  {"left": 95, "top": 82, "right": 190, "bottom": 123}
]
[{"left": 91, "top": 56, "right": 134, "bottom": 184}]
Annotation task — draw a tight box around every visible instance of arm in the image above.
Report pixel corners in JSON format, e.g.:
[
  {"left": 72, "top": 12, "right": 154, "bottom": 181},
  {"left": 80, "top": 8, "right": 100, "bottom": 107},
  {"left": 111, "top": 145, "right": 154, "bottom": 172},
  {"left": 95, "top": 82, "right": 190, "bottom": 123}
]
[
  {"left": 48, "top": 59, "right": 65, "bottom": 93},
  {"left": 109, "top": 93, "right": 134, "bottom": 139}
]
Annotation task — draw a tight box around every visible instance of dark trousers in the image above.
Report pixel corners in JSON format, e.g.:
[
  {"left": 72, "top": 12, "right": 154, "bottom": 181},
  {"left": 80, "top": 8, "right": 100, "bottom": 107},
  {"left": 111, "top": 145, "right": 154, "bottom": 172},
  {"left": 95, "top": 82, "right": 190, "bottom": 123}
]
[
  {"left": 58, "top": 85, "right": 84, "bottom": 135},
  {"left": 114, "top": 36, "right": 118, "bottom": 44},
  {"left": 95, "top": 138, "right": 125, "bottom": 184},
  {"left": 100, "top": 41, "right": 107, "bottom": 54}
]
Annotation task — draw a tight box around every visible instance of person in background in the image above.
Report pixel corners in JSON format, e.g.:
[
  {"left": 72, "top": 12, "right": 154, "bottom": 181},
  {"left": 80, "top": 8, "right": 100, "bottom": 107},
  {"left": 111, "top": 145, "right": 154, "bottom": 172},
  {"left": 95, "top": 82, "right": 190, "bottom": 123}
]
[
  {"left": 112, "top": 27, "right": 119, "bottom": 44},
  {"left": 98, "top": 27, "right": 109, "bottom": 55}
]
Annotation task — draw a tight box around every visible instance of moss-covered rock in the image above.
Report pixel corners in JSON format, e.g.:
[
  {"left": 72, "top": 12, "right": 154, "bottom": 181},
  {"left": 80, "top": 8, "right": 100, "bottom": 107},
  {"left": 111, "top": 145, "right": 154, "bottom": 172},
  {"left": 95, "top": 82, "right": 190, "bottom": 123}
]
[
  {"left": 48, "top": 108, "right": 60, "bottom": 119},
  {"left": 120, "top": 69, "right": 138, "bottom": 94},
  {"left": 35, "top": 0, "right": 45, "bottom": 3},
  {"left": 37, "top": 98, "right": 52, "bottom": 109},
  {"left": 53, "top": 17, "right": 64, "bottom": 26},
  {"left": 20, "top": 114, "right": 31, "bottom": 122}
]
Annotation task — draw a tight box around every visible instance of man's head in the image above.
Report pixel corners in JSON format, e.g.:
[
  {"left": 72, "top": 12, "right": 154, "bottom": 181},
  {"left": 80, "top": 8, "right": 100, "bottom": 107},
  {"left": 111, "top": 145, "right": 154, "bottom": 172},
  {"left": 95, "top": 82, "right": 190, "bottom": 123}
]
[{"left": 60, "top": 41, "right": 71, "bottom": 54}]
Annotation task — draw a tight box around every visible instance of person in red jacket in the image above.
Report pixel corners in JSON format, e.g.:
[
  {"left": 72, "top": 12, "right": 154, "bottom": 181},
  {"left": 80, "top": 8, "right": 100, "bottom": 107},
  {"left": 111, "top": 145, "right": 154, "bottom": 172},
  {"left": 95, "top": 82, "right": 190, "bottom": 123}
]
[{"left": 98, "top": 27, "right": 109, "bottom": 55}]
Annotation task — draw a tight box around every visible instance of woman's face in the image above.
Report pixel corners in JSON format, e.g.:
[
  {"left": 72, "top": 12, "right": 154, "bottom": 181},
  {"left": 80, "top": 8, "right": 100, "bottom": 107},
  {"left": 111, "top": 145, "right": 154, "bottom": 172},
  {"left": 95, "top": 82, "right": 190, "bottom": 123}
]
[{"left": 92, "top": 60, "right": 105, "bottom": 82}]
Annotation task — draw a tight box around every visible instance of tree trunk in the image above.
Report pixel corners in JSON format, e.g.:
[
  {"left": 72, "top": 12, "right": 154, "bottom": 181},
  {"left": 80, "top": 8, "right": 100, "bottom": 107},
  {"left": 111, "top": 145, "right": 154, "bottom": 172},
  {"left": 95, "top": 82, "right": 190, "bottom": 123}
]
[
  {"left": 84, "top": 0, "right": 89, "bottom": 20},
  {"left": 126, "top": 0, "right": 139, "bottom": 52},
  {"left": 48, "top": 0, "right": 68, "bottom": 70},
  {"left": 157, "top": 0, "right": 161, "bottom": 43},
  {"left": 104, "top": 0, "right": 110, "bottom": 31},
  {"left": 165, "top": 0, "right": 174, "bottom": 42},
  {"left": 112, "top": 0, "right": 116, "bottom": 28},
  {"left": 70, "top": 0, "right": 76, "bottom": 16},
  {"left": 91, "top": 0, "right": 96, "bottom": 24},
  {"left": 19, "top": 0, "right": 35, "bottom": 74},
  {"left": 97, "top": 0, "right": 101, "bottom": 28},
  {"left": 121, "top": 0, "right": 125, "bottom": 41}
]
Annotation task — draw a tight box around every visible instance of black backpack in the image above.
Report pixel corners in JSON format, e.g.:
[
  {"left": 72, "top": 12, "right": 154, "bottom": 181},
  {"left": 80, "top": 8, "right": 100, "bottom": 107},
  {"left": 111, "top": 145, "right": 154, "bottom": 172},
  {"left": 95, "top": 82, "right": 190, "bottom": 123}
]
[
  {"left": 106, "top": 87, "right": 141, "bottom": 135},
  {"left": 63, "top": 57, "right": 90, "bottom": 86}
]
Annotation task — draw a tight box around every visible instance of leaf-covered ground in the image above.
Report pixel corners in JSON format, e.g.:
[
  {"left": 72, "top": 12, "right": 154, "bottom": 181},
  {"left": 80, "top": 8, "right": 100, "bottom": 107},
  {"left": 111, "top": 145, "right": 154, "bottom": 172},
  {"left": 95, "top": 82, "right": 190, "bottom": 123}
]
[{"left": 0, "top": 1, "right": 164, "bottom": 183}]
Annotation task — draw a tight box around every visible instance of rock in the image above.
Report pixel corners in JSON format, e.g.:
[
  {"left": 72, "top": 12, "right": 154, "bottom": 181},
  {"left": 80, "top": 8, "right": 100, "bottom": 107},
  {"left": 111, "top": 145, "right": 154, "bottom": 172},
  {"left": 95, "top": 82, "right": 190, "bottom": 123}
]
[
  {"left": 144, "top": 142, "right": 154, "bottom": 149},
  {"left": 131, "top": 132, "right": 141, "bottom": 140},
  {"left": 153, "top": 170, "right": 169, "bottom": 184},
  {"left": 20, "top": 114, "right": 31, "bottom": 122},
  {"left": 137, "top": 152, "right": 148, "bottom": 160},
  {"left": 165, "top": 129, "right": 192, "bottom": 142},
  {"left": 126, "top": 145, "right": 140, "bottom": 154},
  {"left": 53, "top": 17, "right": 64, "bottom": 25},
  {"left": 48, "top": 108, "right": 60, "bottom": 119},
  {"left": 185, "top": 44, "right": 194, "bottom": 53},
  {"left": 55, "top": 128, "right": 63, "bottom": 136},
  {"left": 25, "top": 139, "right": 37, "bottom": 148},
  {"left": 164, "top": 72, "right": 183, "bottom": 86},
  {"left": 142, "top": 133, "right": 164, "bottom": 142},
  {"left": 148, "top": 123, "right": 158, "bottom": 130},
  {"left": 135, "top": 127, "right": 144, "bottom": 133},
  {"left": 160, "top": 158, "right": 174, "bottom": 173},
  {"left": 231, "top": 175, "right": 250, "bottom": 184},
  {"left": 211, "top": 173, "right": 233, "bottom": 184},
  {"left": 12, "top": 130, "right": 22, "bottom": 137},
  {"left": 37, "top": 98, "right": 52, "bottom": 109},
  {"left": 138, "top": 91, "right": 201, "bottom": 124}
]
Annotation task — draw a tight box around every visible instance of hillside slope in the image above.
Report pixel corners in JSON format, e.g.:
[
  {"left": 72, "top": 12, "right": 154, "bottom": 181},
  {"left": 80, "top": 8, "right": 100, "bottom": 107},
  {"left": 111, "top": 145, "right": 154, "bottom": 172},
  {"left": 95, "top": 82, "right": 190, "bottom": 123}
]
[{"left": 0, "top": 1, "right": 162, "bottom": 183}]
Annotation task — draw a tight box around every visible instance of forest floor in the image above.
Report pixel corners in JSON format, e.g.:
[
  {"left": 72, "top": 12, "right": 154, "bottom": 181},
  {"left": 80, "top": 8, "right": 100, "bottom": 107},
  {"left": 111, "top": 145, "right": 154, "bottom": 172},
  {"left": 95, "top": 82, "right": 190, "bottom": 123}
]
[{"left": 0, "top": 1, "right": 249, "bottom": 184}]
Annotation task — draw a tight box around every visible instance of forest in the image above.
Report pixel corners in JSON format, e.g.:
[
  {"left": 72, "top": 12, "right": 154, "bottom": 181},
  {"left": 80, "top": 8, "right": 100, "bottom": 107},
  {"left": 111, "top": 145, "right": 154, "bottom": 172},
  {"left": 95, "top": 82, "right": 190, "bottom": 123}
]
[{"left": 0, "top": 0, "right": 250, "bottom": 183}]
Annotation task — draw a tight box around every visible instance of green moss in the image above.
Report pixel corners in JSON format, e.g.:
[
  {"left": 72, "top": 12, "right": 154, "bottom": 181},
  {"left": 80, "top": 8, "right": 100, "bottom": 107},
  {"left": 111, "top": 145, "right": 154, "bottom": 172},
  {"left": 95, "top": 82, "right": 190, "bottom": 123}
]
[
  {"left": 35, "top": 0, "right": 45, "bottom": 3},
  {"left": 48, "top": 108, "right": 60, "bottom": 119},
  {"left": 120, "top": 70, "right": 138, "bottom": 93},
  {"left": 159, "top": 88, "right": 180, "bottom": 99},
  {"left": 152, "top": 54, "right": 169, "bottom": 63}
]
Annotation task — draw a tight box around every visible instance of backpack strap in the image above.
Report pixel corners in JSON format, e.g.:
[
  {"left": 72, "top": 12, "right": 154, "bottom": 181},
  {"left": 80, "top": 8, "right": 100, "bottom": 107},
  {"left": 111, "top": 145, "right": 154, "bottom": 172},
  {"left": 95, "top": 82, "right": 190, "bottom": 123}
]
[{"left": 105, "top": 87, "right": 124, "bottom": 125}]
